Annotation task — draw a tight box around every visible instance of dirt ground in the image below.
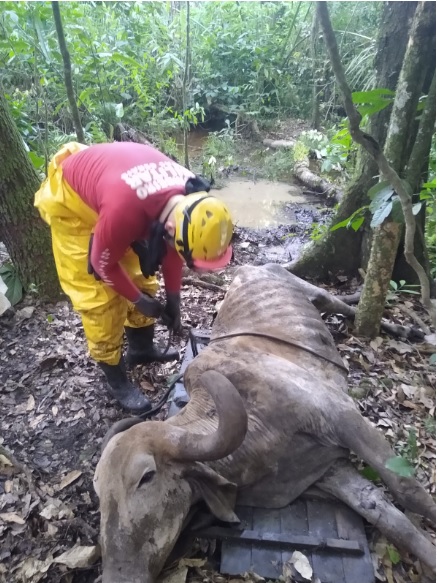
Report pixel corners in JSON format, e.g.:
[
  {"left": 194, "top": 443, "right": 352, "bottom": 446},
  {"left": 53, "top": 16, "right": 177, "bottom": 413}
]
[{"left": 0, "top": 126, "right": 435, "bottom": 583}]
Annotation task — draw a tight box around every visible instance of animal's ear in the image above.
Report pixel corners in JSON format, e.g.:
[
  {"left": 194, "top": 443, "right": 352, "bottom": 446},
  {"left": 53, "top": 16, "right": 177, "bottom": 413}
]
[{"left": 183, "top": 463, "right": 239, "bottom": 523}]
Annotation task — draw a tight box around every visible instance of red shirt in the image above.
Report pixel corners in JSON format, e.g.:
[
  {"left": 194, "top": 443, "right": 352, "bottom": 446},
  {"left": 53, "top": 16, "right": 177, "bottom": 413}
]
[{"left": 62, "top": 142, "right": 194, "bottom": 301}]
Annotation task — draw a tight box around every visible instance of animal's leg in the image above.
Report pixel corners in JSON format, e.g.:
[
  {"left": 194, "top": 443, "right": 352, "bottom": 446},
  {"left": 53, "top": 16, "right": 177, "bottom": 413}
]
[
  {"left": 269, "top": 264, "right": 420, "bottom": 338},
  {"left": 337, "top": 411, "right": 435, "bottom": 523},
  {"left": 317, "top": 459, "right": 436, "bottom": 571}
]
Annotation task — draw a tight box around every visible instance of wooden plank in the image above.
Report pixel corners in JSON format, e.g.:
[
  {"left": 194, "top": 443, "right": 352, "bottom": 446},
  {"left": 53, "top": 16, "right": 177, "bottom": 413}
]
[
  {"left": 197, "top": 527, "right": 362, "bottom": 554},
  {"left": 220, "top": 506, "right": 253, "bottom": 576},
  {"left": 307, "top": 499, "right": 346, "bottom": 583},
  {"left": 251, "top": 507, "right": 282, "bottom": 579},
  {"left": 335, "top": 503, "right": 374, "bottom": 583},
  {"left": 280, "top": 499, "right": 309, "bottom": 571}
]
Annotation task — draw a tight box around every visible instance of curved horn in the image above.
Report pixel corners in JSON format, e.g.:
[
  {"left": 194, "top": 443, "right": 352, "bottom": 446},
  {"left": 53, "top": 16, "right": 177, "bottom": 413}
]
[
  {"left": 101, "top": 417, "right": 144, "bottom": 452},
  {"left": 165, "top": 370, "right": 248, "bottom": 462}
]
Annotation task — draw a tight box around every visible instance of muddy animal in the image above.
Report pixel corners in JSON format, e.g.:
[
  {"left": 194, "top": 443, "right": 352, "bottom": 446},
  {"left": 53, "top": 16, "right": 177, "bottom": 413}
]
[{"left": 94, "top": 264, "right": 436, "bottom": 583}]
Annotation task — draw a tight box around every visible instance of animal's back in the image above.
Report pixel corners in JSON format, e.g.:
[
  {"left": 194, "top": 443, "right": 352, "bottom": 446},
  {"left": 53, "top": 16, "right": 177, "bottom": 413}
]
[{"left": 211, "top": 264, "right": 345, "bottom": 371}]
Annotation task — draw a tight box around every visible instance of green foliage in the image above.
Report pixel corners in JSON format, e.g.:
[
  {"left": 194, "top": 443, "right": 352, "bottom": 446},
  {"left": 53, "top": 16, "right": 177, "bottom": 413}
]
[
  {"left": 351, "top": 87, "right": 395, "bottom": 117},
  {"left": 298, "top": 126, "right": 353, "bottom": 173},
  {"left": 330, "top": 206, "right": 368, "bottom": 232},
  {"left": 386, "top": 545, "right": 401, "bottom": 565},
  {"left": 203, "top": 121, "right": 236, "bottom": 168},
  {"left": 360, "top": 465, "right": 380, "bottom": 482},
  {"left": 386, "top": 279, "right": 420, "bottom": 304},
  {"left": 293, "top": 141, "right": 310, "bottom": 164},
  {"left": 385, "top": 456, "right": 415, "bottom": 478},
  {"left": 424, "top": 415, "right": 436, "bottom": 436},
  {"left": 0, "top": 263, "right": 23, "bottom": 305},
  {"left": 310, "top": 223, "right": 329, "bottom": 241},
  {"left": 264, "top": 149, "right": 295, "bottom": 181},
  {"left": 419, "top": 139, "right": 436, "bottom": 277},
  {"left": 367, "top": 180, "right": 411, "bottom": 228},
  {"left": 386, "top": 428, "right": 420, "bottom": 478},
  {"left": 0, "top": 1, "right": 383, "bottom": 161}
]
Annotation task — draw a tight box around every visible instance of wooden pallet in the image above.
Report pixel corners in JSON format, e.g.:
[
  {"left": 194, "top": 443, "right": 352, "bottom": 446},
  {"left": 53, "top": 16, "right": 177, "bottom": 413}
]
[
  {"left": 169, "top": 330, "right": 375, "bottom": 583},
  {"left": 195, "top": 498, "right": 374, "bottom": 583}
]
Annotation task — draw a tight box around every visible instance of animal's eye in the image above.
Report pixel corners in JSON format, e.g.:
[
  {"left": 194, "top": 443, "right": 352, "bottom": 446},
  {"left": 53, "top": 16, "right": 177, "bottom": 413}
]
[{"left": 138, "top": 470, "right": 156, "bottom": 488}]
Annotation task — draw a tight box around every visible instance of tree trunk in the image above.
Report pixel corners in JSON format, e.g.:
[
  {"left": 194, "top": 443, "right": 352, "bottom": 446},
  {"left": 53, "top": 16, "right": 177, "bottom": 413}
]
[
  {"left": 310, "top": 8, "right": 320, "bottom": 130},
  {"left": 0, "top": 92, "right": 61, "bottom": 300},
  {"left": 51, "top": 1, "right": 85, "bottom": 144},
  {"left": 354, "top": 223, "right": 402, "bottom": 337},
  {"left": 182, "top": 1, "right": 190, "bottom": 169},
  {"left": 393, "top": 71, "right": 436, "bottom": 284},
  {"left": 288, "top": 1, "right": 415, "bottom": 280},
  {"left": 355, "top": 1, "right": 435, "bottom": 336}
]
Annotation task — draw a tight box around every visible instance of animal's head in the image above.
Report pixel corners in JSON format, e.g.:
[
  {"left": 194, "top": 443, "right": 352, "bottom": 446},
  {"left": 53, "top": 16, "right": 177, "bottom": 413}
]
[{"left": 94, "top": 371, "right": 248, "bottom": 583}]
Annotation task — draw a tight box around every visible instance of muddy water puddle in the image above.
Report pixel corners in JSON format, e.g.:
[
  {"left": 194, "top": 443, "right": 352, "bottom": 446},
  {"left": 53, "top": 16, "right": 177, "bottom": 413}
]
[{"left": 214, "top": 179, "right": 321, "bottom": 229}]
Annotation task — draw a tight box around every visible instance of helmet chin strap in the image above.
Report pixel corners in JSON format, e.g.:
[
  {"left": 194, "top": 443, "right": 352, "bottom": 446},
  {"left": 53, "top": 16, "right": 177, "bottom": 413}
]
[
  {"left": 159, "top": 195, "right": 185, "bottom": 226},
  {"left": 180, "top": 196, "right": 213, "bottom": 266}
]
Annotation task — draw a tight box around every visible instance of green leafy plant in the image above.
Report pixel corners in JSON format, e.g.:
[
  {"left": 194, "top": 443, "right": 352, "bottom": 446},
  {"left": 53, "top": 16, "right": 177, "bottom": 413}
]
[
  {"left": 367, "top": 180, "right": 411, "bottom": 228},
  {"left": 424, "top": 415, "right": 436, "bottom": 437},
  {"left": 386, "top": 545, "right": 401, "bottom": 565},
  {"left": 386, "top": 428, "right": 420, "bottom": 478},
  {"left": 417, "top": 143, "right": 436, "bottom": 278},
  {"left": 310, "top": 223, "right": 329, "bottom": 241},
  {"left": 0, "top": 263, "right": 23, "bottom": 305},
  {"left": 298, "top": 127, "right": 352, "bottom": 173},
  {"left": 292, "top": 141, "right": 310, "bottom": 164},
  {"left": 351, "top": 87, "right": 395, "bottom": 118},
  {"left": 330, "top": 205, "right": 368, "bottom": 232},
  {"left": 385, "top": 456, "right": 415, "bottom": 478},
  {"left": 263, "top": 148, "right": 294, "bottom": 181},
  {"left": 386, "top": 279, "right": 420, "bottom": 304},
  {"left": 203, "top": 122, "right": 236, "bottom": 168}
]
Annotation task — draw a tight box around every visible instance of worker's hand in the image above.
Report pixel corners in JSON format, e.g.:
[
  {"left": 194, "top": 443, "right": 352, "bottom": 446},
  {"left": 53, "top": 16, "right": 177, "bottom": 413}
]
[
  {"left": 87, "top": 234, "right": 102, "bottom": 281},
  {"left": 133, "top": 293, "right": 164, "bottom": 319},
  {"left": 162, "top": 293, "right": 181, "bottom": 333}
]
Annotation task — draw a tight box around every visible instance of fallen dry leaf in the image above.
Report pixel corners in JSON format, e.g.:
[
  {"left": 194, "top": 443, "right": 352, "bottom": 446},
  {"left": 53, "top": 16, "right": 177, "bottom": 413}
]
[
  {"left": 0, "top": 454, "right": 13, "bottom": 467},
  {"left": 15, "top": 556, "right": 54, "bottom": 583},
  {"left": 53, "top": 545, "right": 100, "bottom": 569},
  {"left": 0, "top": 512, "right": 25, "bottom": 524},
  {"left": 40, "top": 498, "right": 74, "bottom": 520},
  {"left": 26, "top": 394, "right": 35, "bottom": 411},
  {"left": 290, "top": 551, "right": 313, "bottom": 580},
  {"left": 29, "top": 414, "right": 46, "bottom": 429},
  {"left": 58, "top": 470, "right": 82, "bottom": 491}
]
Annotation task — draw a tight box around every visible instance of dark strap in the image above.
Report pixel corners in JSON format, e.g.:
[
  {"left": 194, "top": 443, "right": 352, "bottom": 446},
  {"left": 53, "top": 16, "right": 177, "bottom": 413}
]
[
  {"left": 180, "top": 195, "right": 213, "bottom": 267},
  {"left": 209, "top": 332, "right": 348, "bottom": 372}
]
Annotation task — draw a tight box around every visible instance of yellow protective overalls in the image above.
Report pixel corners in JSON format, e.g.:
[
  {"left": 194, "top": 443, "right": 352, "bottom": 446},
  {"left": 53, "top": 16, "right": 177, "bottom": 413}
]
[{"left": 34, "top": 142, "right": 158, "bottom": 365}]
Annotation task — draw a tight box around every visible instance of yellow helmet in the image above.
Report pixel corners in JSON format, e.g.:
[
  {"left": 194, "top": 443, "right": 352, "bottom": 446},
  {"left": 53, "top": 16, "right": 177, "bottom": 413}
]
[{"left": 173, "top": 192, "right": 233, "bottom": 270}]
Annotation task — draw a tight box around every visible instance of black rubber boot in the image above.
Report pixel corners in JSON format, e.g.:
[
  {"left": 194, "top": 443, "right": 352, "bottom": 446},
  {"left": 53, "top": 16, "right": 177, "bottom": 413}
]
[
  {"left": 125, "top": 324, "right": 179, "bottom": 366},
  {"left": 98, "top": 358, "right": 152, "bottom": 414}
]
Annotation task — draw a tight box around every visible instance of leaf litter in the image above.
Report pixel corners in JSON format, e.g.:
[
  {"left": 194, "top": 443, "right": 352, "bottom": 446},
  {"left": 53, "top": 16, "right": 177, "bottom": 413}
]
[{"left": 0, "top": 232, "right": 435, "bottom": 583}]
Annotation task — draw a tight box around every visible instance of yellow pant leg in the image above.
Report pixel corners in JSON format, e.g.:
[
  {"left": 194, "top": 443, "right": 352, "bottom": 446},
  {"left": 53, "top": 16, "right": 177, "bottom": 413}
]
[
  {"left": 121, "top": 249, "right": 160, "bottom": 329},
  {"left": 50, "top": 215, "right": 128, "bottom": 365}
]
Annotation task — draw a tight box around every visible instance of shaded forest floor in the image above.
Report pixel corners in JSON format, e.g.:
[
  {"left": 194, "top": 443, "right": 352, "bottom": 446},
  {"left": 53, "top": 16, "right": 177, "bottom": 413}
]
[{"left": 0, "top": 123, "right": 435, "bottom": 583}]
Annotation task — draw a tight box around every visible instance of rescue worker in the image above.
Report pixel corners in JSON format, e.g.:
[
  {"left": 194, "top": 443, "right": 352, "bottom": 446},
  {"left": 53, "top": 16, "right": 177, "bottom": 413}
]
[{"left": 34, "top": 142, "right": 233, "bottom": 415}]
